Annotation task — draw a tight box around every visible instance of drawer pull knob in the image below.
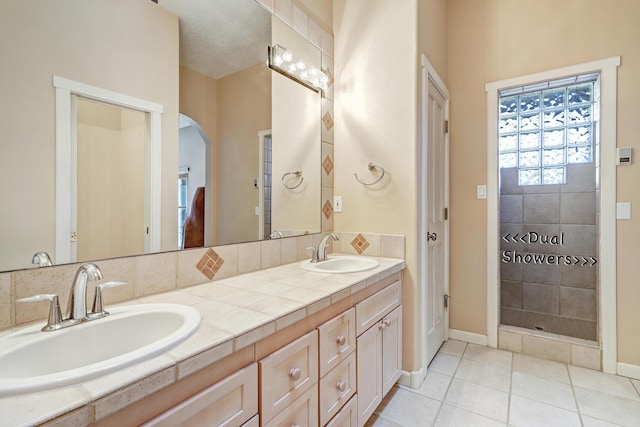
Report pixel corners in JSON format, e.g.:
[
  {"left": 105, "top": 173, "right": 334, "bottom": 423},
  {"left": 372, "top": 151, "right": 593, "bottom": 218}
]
[
  {"left": 384, "top": 318, "right": 392, "bottom": 327},
  {"left": 379, "top": 322, "right": 386, "bottom": 330},
  {"left": 336, "top": 335, "right": 346, "bottom": 346},
  {"left": 336, "top": 380, "right": 347, "bottom": 392},
  {"left": 291, "top": 425, "right": 301, "bottom": 427},
  {"left": 289, "top": 367, "right": 302, "bottom": 381}
]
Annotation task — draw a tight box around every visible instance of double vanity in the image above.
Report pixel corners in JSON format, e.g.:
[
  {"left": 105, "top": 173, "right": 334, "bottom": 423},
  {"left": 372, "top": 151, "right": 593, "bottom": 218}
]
[{"left": 0, "top": 254, "right": 405, "bottom": 426}]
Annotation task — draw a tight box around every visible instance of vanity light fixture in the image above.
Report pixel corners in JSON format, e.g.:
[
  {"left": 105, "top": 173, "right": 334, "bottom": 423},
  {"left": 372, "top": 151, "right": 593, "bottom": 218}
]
[{"left": 268, "top": 44, "right": 327, "bottom": 94}]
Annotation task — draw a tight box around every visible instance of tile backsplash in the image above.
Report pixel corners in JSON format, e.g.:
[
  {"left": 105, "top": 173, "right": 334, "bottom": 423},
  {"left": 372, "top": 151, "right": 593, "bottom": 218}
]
[{"left": 0, "top": 232, "right": 405, "bottom": 331}]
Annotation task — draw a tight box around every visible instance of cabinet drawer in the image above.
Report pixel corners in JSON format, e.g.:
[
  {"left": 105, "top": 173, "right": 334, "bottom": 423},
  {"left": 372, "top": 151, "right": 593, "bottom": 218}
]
[
  {"left": 263, "top": 385, "right": 318, "bottom": 427},
  {"left": 326, "top": 394, "right": 358, "bottom": 427},
  {"left": 318, "top": 308, "right": 356, "bottom": 377},
  {"left": 143, "top": 363, "right": 258, "bottom": 427},
  {"left": 242, "top": 415, "right": 259, "bottom": 427},
  {"left": 355, "top": 280, "right": 401, "bottom": 335},
  {"left": 259, "top": 330, "right": 318, "bottom": 425},
  {"left": 319, "top": 352, "right": 357, "bottom": 426}
]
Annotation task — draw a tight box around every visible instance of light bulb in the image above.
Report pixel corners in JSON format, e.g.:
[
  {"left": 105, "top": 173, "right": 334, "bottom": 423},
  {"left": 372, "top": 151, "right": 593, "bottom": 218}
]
[
  {"left": 282, "top": 51, "right": 293, "bottom": 62},
  {"left": 296, "top": 61, "right": 306, "bottom": 70}
]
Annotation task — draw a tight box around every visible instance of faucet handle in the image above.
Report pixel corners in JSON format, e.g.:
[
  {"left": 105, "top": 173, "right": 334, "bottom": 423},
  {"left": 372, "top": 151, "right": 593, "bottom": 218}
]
[
  {"left": 87, "top": 281, "right": 128, "bottom": 320},
  {"left": 17, "top": 294, "right": 64, "bottom": 332},
  {"left": 306, "top": 246, "right": 319, "bottom": 263}
]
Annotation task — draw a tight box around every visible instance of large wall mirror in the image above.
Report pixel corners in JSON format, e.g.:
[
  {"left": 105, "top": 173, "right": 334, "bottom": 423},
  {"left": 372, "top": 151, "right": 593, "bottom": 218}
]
[{"left": 0, "top": 0, "right": 322, "bottom": 272}]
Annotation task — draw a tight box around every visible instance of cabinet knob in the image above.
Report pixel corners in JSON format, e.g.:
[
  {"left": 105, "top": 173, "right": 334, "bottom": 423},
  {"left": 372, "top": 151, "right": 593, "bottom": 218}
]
[
  {"left": 378, "top": 322, "right": 386, "bottom": 330},
  {"left": 336, "top": 335, "right": 346, "bottom": 346},
  {"left": 291, "top": 425, "right": 301, "bottom": 427},
  {"left": 336, "top": 380, "right": 347, "bottom": 392},
  {"left": 383, "top": 318, "right": 392, "bottom": 327},
  {"left": 289, "top": 367, "right": 302, "bottom": 381}
]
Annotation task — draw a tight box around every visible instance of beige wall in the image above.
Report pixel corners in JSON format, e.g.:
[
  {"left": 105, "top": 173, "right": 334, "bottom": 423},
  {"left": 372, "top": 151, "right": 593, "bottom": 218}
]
[
  {"left": 295, "top": 0, "right": 333, "bottom": 33},
  {"left": 334, "top": 0, "right": 420, "bottom": 370},
  {"left": 418, "top": 0, "right": 448, "bottom": 84},
  {"left": 448, "top": 0, "right": 640, "bottom": 364},
  {"left": 0, "top": 0, "right": 178, "bottom": 270},
  {"left": 217, "top": 63, "right": 272, "bottom": 245}
]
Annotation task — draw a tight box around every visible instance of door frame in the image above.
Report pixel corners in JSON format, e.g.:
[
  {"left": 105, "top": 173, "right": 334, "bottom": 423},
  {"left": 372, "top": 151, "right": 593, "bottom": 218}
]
[
  {"left": 416, "top": 54, "right": 450, "bottom": 386},
  {"left": 485, "top": 56, "right": 620, "bottom": 373},
  {"left": 54, "top": 76, "right": 163, "bottom": 264}
]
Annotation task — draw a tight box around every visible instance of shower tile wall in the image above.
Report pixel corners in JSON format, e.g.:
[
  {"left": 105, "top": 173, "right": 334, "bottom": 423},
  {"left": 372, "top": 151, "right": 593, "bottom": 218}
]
[{"left": 500, "top": 164, "right": 598, "bottom": 341}]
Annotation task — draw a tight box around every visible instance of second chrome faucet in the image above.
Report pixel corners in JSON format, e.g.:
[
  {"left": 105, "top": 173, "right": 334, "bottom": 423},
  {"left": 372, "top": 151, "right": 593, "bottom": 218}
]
[{"left": 308, "top": 233, "right": 339, "bottom": 263}]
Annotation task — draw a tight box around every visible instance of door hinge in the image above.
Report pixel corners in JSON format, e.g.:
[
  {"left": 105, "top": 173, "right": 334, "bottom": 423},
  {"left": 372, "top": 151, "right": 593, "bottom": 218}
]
[
  {"left": 444, "top": 120, "right": 449, "bottom": 134},
  {"left": 444, "top": 294, "right": 449, "bottom": 308},
  {"left": 444, "top": 207, "right": 448, "bottom": 220}
]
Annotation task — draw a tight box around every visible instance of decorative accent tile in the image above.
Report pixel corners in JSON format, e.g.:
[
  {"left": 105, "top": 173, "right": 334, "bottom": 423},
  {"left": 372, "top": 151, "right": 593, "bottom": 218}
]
[
  {"left": 323, "top": 154, "right": 334, "bottom": 176},
  {"left": 351, "top": 234, "right": 370, "bottom": 254},
  {"left": 196, "top": 248, "right": 224, "bottom": 280},
  {"left": 323, "top": 64, "right": 334, "bottom": 89},
  {"left": 322, "top": 199, "right": 333, "bottom": 220},
  {"left": 322, "top": 110, "right": 334, "bottom": 132}
]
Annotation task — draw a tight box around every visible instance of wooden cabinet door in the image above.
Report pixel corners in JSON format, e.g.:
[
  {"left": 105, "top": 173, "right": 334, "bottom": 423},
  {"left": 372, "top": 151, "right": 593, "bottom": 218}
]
[
  {"left": 356, "top": 323, "right": 382, "bottom": 427},
  {"left": 381, "top": 306, "right": 402, "bottom": 397}
]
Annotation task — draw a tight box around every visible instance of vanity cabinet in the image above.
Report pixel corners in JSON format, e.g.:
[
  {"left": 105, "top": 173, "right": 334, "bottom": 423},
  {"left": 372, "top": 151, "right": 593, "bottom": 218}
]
[
  {"left": 355, "top": 281, "right": 402, "bottom": 427},
  {"left": 325, "top": 395, "right": 358, "bottom": 427},
  {"left": 142, "top": 362, "right": 258, "bottom": 427}
]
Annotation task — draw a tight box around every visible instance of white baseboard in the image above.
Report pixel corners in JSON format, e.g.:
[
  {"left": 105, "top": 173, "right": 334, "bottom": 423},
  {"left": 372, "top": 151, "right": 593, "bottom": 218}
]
[
  {"left": 398, "top": 366, "right": 428, "bottom": 389},
  {"left": 617, "top": 362, "right": 640, "bottom": 380},
  {"left": 449, "top": 329, "right": 488, "bottom": 346}
]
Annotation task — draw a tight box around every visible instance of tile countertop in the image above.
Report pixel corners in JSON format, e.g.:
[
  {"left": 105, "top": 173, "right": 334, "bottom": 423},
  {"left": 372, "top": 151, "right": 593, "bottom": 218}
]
[{"left": 1, "top": 255, "right": 405, "bottom": 427}]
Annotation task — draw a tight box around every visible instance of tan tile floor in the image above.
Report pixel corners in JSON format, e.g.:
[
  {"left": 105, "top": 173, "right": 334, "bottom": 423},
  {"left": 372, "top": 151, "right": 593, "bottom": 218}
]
[{"left": 366, "top": 340, "right": 640, "bottom": 426}]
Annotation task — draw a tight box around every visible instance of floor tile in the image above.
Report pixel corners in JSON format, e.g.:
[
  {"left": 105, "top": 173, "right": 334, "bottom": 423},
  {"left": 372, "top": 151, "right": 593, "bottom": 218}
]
[
  {"left": 364, "top": 413, "right": 403, "bottom": 427},
  {"left": 512, "top": 352, "right": 570, "bottom": 384},
  {"left": 511, "top": 371, "right": 577, "bottom": 411},
  {"left": 463, "top": 343, "right": 513, "bottom": 370},
  {"left": 509, "top": 395, "right": 581, "bottom": 427},
  {"left": 374, "top": 387, "right": 441, "bottom": 426},
  {"left": 581, "top": 415, "right": 628, "bottom": 427},
  {"left": 434, "top": 404, "right": 504, "bottom": 427},
  {"left": 428, "top": 353, "right": 461, "bottom": 376},
  {"left": 454, "top": 358, "right": 511, "bottom": 392},
  {"left": 401, "top": 371, "right": 452, "bottom": 402},
  {"left": 444, "top": 379, "right": 509, "bottom": 422},
  {"left": 574, "top": 386, "right": 640, "bottom": 426},
  {"left": 439, "top": 339, "right": 467, "bottom": 357},
  {"left": 569, "top": 365, "right": 640, "bottom": 401}
]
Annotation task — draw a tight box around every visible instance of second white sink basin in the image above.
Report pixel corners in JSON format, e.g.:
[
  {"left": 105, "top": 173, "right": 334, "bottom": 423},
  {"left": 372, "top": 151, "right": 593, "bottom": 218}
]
[
  {"left": 0, "top": 303, "right": 200, "bottom": 396},
  {"left": 301, "top": 256, "right": 379, "bottom": 274}
]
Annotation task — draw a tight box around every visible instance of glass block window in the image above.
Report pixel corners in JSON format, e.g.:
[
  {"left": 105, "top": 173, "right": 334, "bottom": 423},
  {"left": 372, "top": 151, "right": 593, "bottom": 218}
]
[{"left": 498, "top": 74, "right": 597, "bottom": 185}]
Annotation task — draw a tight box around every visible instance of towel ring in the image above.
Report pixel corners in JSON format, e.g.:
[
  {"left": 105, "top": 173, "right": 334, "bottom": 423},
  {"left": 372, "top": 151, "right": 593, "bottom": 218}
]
[
  {"left": 282, "top": 170, "right": 304, "bottom": 189},
  {"left": 354, "top": 162, "right": 385, "bottom": 186}
]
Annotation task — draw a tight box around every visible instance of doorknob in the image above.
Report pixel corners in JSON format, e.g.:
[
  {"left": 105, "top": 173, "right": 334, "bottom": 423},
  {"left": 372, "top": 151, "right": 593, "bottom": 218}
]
[{"left": 427, "top": 232, "right": 438, "bottom": 241}]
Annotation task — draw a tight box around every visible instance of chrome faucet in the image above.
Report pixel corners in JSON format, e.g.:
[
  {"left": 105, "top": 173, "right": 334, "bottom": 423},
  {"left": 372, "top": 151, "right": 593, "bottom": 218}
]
[
  {"left": 311, "top": 233, "right": 339, "bottom": 263},
  {"left": 32, "top": 251, "right": 52, "bottom": 267},
  {"left": 67, "top": 263, "right": 103, "bottom": 321},
  {"left": 270, "top": 230, "right": 284, "bottom": 239}
]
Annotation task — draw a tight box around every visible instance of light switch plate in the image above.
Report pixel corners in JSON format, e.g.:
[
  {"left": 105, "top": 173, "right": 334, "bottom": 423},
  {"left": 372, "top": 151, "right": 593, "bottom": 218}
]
[
  {"left": 477, "top": 185, "right": 487, "bottom": 200},
  {"left": 333, "top": 196, "right": 343, "bottom": 212},
  {"left": 617, "top": 202, "right": 631, "bottom": 220}
]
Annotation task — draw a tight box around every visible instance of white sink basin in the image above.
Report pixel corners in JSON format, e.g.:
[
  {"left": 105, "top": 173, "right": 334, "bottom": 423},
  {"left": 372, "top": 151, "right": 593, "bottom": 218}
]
[
  {"left": 301, "top": 256, "right": 379, "bottom": 274},
  {"left": 0, "top": 303, "right": 200, "bottom": 396}
]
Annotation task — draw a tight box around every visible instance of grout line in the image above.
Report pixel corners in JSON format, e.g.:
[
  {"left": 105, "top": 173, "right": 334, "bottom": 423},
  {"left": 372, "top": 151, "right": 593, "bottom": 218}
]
[
  {"left": 566, "top": 360, "right": 585, "bottom": 425},
  {"left": 506, "top": 350, "right": 514, "bottom": 426}
]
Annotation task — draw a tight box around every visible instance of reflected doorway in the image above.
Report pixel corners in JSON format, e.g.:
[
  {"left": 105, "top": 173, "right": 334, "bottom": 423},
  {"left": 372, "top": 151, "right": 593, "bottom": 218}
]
[{"left": 178, "top": 113, "right": 212, "bottom": 249}]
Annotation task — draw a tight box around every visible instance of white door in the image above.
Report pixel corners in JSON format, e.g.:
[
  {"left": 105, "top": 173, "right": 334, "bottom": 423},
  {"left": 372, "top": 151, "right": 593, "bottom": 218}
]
[{"left": 424, "top": 71, "right": 449, "bottom": 365}]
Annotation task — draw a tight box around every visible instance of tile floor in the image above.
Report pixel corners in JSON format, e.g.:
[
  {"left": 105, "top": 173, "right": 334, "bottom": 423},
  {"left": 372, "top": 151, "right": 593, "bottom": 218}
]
[{"left": 366, "top": 340, "right": 640, "bottom": 427}]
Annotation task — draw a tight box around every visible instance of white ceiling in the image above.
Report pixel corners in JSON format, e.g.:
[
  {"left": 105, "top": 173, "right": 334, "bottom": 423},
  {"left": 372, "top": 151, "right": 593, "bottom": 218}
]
[{"left": 159, "top": 0, "right": 271, "bottom": 80}]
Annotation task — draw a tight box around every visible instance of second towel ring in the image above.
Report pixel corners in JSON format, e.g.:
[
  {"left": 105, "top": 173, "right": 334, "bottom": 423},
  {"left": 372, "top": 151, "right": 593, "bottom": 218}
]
[
  {"left": 354, "top": 162, "right": 385, "bottom": 186},
  {"left": 282, "top": 170, "right": 304, "bottom": 189}
]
